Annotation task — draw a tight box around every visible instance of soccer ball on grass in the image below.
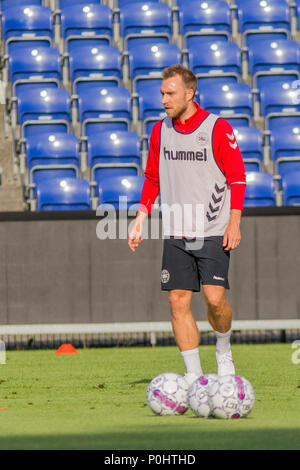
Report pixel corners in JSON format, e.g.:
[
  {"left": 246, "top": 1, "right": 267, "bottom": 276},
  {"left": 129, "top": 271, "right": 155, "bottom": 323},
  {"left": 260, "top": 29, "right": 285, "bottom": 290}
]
[
  {"left": 208, "top": 374, "right": 255, "bottom": 419},
  {"left": 188, "top": 373, "right": 219, "bottom": 418},
  {"left": 146, "top": 372, "right": 189, "bottom": 416}
]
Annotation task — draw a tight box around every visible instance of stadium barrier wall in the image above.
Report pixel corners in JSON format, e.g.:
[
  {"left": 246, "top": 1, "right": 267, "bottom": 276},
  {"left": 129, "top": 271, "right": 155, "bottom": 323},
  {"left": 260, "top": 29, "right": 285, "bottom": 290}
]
[{"left": 0, "top": 207, "right": 299, "bottom": 328}]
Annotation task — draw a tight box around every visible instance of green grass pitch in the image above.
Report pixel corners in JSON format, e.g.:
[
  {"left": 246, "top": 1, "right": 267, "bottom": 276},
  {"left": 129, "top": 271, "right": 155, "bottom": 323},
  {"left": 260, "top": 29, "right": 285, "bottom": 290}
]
[{"left": 0, "top": 343, "right": 299, "bottom": 450}]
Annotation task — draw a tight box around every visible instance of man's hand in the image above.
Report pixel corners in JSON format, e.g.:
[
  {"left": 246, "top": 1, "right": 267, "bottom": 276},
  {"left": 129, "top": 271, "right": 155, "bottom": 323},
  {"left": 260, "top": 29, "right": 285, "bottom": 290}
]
[
  {"left": 128, "top": 211, "right": 147, "bottom": 252},
  {"left": 223, "top": 209, "right": 242, "bottom": 251}
]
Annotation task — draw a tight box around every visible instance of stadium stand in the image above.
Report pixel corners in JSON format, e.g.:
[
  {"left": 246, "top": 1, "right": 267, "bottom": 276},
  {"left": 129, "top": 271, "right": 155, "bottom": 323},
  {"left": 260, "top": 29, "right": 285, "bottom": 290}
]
[
  {"left": 56, "top": 0, "right": 101, "bottom": 7},
  {"left": 270, "top": 124, "right": 300, "bottom": 178},
  {"left": 59, "top": 3, "right": 113, "bottom": 53},
  {"left": 1, "top": 0, "right": 300, "bottom": 210},
  {"left": 66, "top": 43, "right": 123, "bottom": 93},
  {"left": 98, "top": 174, "right": 145, "bottom": 209},
  {"left": 77, "top": 85, "right": 132, "bottom": 137},
  {"left": 1, "top": 4, "right": 54, "bottom": 54},
  {"left": 258, "top": 78, "right": 300, "bottom": 131},
  {"left": 0, "top": 0, "right": 42, "bottom": 10},
  {"left": 119, "top": 1, "right": 173, "bottom": 51},
  {"left": 36, "top": 176, "right": 91, "bottom": 210},
  {"left": 137, "top": 81, "right": 166, "bottom": 137},
  {"left": 7, "top": 45, "right": 62, "bottom": 99},
  {"left": 244, "top": 171, "right": 276, "bottom": 207},
  {"left": 117, "top": 0, "right": 160, "bottom": 7},
  {"left": 199, "top": 81, "right": 253, "bottom": 127},
  {"left": 127, "top": 42, "right": 182, "bottom": 93},
  {"left": 88, "top": 130, "right": 141, "bottom": 204},
  {"left": 281, "top": 170, "right": 300, "bottom": 205},
  {"left": 25, "top": 132, "right": 80, "bottom": 199},
  {"left": 237, "top": 0, "right": 291, "bottom": 47},
  {"left": 14, "top": 86, "right": 71, "bottom": 141},
  {"left": 188, "top": 40, "right": 241, "bottom": 88},
  {"left": 247, "top": 38, "right": 300, "bottom": 89},
  {"left": 233, "top": 126, "right": 263, "bottom": 172},
  {"left": 179, "top": 0, "right": 232, "bottom": 48}
]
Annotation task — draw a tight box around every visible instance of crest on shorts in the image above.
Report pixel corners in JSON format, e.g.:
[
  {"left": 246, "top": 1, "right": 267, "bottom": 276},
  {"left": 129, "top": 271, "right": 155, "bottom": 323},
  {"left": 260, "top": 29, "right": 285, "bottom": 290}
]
[
  {"left": 161, "top": 269, "right": 170, "bottom": 284},
  {"left": 196, "top": 132, "right": 209, "bottom": 146}
]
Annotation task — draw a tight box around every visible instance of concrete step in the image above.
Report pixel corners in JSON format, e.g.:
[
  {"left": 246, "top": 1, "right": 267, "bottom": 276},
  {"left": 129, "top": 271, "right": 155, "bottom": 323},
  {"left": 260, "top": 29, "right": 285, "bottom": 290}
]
[
  {"left": 0, "top": 184, "right": 24, "bottom": 211},
  {"left": 0, "top": 105, "right": 24, "bottom": 211}
]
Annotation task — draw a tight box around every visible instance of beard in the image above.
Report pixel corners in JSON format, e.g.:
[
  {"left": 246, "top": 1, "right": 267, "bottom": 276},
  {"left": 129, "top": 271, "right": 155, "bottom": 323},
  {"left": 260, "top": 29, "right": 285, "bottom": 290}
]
[{"left": 165, "top": 103, "right": 188, "bottom": 120}]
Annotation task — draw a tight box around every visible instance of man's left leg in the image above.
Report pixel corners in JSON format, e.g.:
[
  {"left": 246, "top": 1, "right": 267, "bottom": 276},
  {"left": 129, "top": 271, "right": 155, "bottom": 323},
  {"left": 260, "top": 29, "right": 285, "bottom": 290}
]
[
  {"left": 168, "top": 289, "right": 204, "bottom": 385},
  {"left": 202, "top": 285, "right": 235, "bottom": 376}
]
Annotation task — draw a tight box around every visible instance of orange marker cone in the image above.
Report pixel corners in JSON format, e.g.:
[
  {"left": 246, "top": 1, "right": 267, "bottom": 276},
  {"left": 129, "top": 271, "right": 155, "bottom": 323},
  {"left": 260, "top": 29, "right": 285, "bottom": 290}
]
[{"left": 55, "top": 343, "right": 78, "bottom": 355}]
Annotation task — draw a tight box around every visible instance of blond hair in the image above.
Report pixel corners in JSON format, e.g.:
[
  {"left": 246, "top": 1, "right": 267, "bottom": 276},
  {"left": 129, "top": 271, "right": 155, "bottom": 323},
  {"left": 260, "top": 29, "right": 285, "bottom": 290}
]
[{"left": 162, "top": 64, "right": 197, "bottom": 97}]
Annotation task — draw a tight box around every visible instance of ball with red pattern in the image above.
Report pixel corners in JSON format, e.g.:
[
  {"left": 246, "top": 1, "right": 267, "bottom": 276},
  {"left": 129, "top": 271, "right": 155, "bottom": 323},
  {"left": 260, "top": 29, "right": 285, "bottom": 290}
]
[{"left": 146, "top": 372, "right": 189, "bottom": 416}]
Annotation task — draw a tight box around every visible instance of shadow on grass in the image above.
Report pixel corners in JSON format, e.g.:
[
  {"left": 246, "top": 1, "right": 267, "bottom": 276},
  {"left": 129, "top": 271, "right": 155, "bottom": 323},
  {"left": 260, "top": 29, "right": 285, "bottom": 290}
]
[
  {"left": 129, "top": 379, "right": 152, "bottom": 385},
  {"left": 0, "top": 427, "right": 299, "bottom": 450}
]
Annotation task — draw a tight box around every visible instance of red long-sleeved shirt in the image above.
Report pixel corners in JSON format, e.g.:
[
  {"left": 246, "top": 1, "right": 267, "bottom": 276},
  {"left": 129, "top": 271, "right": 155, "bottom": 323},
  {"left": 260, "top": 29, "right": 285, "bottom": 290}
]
[{"left": 139, "top": 103, "right": 246, "bottom": 213}]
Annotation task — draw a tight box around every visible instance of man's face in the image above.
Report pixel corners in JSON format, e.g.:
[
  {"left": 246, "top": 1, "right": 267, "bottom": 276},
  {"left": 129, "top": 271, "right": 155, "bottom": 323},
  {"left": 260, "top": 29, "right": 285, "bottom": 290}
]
[{"left": 160, "top": 74, "right": 194, "bottom": 120}]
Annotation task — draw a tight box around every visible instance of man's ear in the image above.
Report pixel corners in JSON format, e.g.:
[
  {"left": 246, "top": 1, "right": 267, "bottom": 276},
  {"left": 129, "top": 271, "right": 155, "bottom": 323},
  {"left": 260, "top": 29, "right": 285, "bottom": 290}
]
[{"left": 186, "top": 88, "right": 195, "bottom": 102}]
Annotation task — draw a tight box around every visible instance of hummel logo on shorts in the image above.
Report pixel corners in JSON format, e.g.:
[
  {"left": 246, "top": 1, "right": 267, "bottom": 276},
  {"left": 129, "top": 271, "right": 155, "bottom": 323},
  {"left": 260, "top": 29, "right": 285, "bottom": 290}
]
[{"left": 213, "top": 275, "right": 225, "bottom": 281}]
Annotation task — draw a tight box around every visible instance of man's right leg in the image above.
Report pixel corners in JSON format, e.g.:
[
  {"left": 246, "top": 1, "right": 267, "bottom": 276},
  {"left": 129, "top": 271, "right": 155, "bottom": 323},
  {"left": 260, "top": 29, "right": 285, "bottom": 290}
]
[{"left": 169, "top": 289, "right": 203, "bottom": 385}]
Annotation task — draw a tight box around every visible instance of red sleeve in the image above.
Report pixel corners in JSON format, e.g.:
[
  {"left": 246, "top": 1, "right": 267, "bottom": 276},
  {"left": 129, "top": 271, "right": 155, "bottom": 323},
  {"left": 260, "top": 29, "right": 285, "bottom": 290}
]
[
  {"left": 138, "top": 121, "right": 161, "bottom": 214},
  {"left": 212, "top": 118, "right": 246, "bottom": 211}
]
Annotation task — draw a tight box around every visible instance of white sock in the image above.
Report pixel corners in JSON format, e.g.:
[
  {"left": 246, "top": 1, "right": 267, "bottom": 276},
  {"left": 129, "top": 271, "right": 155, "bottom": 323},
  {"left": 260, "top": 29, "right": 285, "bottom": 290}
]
[
  {"left": 214, "top": 329, "right": 232, "bottom": 355},
  {"left": 180, "top": 347, "right": 203, "bottom": 376}
]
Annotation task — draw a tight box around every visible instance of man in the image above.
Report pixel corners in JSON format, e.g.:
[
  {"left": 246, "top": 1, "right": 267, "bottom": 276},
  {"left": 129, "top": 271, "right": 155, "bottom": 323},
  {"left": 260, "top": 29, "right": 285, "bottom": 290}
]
[{"left": 128, "top": 65, "right": 246, "bottom": 386}]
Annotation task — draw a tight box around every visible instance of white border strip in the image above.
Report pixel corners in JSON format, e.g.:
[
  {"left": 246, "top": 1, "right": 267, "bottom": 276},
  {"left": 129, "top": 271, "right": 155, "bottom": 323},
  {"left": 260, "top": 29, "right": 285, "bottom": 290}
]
[{"left": 0, "top": 319, "right": 299, "bottom": 336}]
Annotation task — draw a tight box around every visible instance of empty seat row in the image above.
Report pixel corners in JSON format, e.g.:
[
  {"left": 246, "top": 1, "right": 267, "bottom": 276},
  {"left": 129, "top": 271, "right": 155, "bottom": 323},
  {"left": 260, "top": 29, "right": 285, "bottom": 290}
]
[
  {"left": 5, "top": 38, "right": 300, "bottom": 100},
  {"left": 34, "top": 170, "right": 300, "bottom": 211},
  {"left": 35, "top": 174, "right": 145, "bottom": 211},
  {"left": 9, "top": 79, "right": 300, "bottom": 148},
  {"left": 22, "top": 125, "right": 300, "bottom": 194},
  {"left": 2, "top": 0, "right": 300, "bottom": 211},
  {"left": 5, "top": 37, "right": 300, "bottom": 128},
  {"left": 9, "top": 78, "right": 300, "bottom": 155},
  {"left": 244, "top": 171, "right": 300, "bottom": 207},
  {"left": 25, "top": 130, "right": 142, "bottom": 199},
  {"left": 2, "top": 0, "right": 300, "bottom": 55}
]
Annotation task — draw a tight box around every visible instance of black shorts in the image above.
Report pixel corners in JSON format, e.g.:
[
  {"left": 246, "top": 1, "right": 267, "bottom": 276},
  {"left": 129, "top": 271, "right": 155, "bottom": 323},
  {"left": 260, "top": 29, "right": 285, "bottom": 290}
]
[{"left": 161, "top": 236, "right": 230, "bottom": 292}]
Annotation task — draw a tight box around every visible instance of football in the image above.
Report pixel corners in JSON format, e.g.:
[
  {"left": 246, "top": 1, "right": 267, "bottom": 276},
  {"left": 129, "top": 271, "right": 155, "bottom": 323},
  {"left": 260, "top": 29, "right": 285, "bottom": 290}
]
[
  {"left": 188, "top": 373, "right": 219, "bottom": 418},
  {"left": 208, "top": 374, "right": 255, "bottom": 419},
  {"left": 146, "top": 372, "right": 189, "bottom": 416}
]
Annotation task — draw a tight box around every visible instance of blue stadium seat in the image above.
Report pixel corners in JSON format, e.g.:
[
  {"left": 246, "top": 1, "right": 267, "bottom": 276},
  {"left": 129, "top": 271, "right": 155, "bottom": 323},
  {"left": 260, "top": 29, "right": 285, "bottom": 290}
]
[
  {"left": 117, "top": 0, "right": 159, "bottom": 6},
  {"left": 270, "top": 124, "right": 300, "bottom": 178},
  {"left": 67, "top": 44, "right": 122, "bottom": 94},
  {"left": 179, "top": 0, "right": 231, "bottom": 49},
  {"left": 57, "top": 0, "right": 100, "bottom": 7},
  {"left": 88, "top": 130, "right": 141, "bottom": 194},
  {"left": 119, "top": 1, "right": 172, "bottom": 51},
  {"left": 237, "top": 0, "right": 291, "bottom": 47},
  {"left": 282, "top": 171, "right": 300, "bottom": 206},
  {"left": 98, "top": 175, "right": 145, "bottom": 210},
  {"left": 233, "top": 126, "right": 263, "bottom": 171},
  {"left": 25, "top": 132, "right": 80, "bottom": 193},
  {"left": 77, "top": 85, "right": 131, "bottom": 137},
  {"left": 60, "top": 4, "right": 112, "bottom": 53},
  {"left": 259, "top": 79, "right": 300, "bottom": 131},
  {"left": 8, "top": 46, "right": 61, "bottom": 98},
  {"left": 244, "top": 171, "right": 276, "bottom": 206},
  {"left": 188, "top": 40, "right": 241, "bottom": 88},
  {"left": 1, "top": 5, "right": 53, "bottom": 53},
  {"left": 248, "top": 38, "right": 300, "bottom": 89},
  {"left": 128, "top": 43, "right": 182, "bottom": 93},
  {"left": 15, "top": 86, "right": 71, "bottom": 140},
  {"left": 36, "top": 176, "right": 91, "bottom": 211},
  {"left": 199, "top": 82, "right": 253, "bottom": 126},
  {"left": 0, "top": 0, "right": 42, "bottom": 11},
  {"left": 137, "top": 82, "right": 166, "bottom": 136}
]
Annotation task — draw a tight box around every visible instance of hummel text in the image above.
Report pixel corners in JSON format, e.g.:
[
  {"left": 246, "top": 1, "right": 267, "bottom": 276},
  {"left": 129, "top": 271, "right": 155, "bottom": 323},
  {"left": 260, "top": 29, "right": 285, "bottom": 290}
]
[{"left": 164, "top": 146, "right": 207, "bottom": 162}]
